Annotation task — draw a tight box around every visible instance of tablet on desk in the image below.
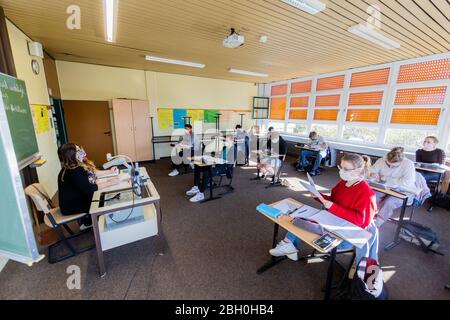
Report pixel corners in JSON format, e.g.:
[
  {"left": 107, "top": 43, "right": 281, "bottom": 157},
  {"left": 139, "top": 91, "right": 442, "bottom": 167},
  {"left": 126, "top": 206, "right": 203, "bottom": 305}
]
[{"left": 313, "top": 233, "right": 340, "bottom": 252}]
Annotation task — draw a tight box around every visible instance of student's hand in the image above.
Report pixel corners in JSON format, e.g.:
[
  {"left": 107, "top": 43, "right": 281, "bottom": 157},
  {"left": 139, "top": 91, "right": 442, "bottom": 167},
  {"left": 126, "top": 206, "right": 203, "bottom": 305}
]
[
  {"left": 109, "top": 166, "right": 118, "bottom": 174},
  {"left": 319, "top": 198, "right": 333, "bottom": 209}
]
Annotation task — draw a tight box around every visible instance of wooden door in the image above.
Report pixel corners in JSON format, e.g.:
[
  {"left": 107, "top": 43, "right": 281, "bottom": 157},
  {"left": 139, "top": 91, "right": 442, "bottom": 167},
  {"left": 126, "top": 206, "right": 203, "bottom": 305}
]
[
  {"left": 63, "top": 100, "right": 114, "bottom": 166},
  {"left": 111, "top": 99, "right": 136, "bottom": 160},
  {"left": 131, "top": 100, "right": 153, "bottom": 161}
]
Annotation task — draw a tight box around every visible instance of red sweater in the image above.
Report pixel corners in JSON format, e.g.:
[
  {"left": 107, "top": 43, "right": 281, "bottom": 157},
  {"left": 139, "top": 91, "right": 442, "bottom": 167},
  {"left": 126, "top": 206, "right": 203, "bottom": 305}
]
[{"left": 319, "top": 180, "right": 377, "bottom": 229}]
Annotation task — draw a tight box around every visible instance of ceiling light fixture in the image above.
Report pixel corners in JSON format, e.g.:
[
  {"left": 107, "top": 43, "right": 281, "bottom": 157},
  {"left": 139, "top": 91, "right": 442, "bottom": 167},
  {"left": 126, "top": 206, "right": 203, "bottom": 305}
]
[
  {"left": 281, "top": 0, "right": 326, "bottom": 15},
  {"left": 348, "top": 24, "right": 401, "bottom": 49},
  {"left": 228, "top": 68, "right": 269, "bottom": 78},
  {"left": 104, "top": 0, "right": 118, "bottom": 43},
  {"left": 145, "top": 55, "right": 206, "bottom": 68}
]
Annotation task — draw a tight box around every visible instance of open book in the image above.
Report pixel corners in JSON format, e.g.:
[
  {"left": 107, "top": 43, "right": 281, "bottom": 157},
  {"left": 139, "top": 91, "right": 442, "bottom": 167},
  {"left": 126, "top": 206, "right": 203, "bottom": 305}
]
[{"left": 295, "top": 209, "right": 372, "bottom": 249}]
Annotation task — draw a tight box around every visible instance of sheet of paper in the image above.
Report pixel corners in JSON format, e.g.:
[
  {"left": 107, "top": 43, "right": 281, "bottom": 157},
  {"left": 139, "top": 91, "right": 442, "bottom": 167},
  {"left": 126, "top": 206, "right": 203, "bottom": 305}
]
[
  {"left": 272, "top": 199, "right": 302, "bottom": 214},
  {"left": 308, "top": 210, "right": 372, "bottom": 249},
  {"left": 290, "top": 205, "right": 320, "bottom": 219},
  {"left": 300, "top": 181, "right": 322, "bottom": 199},
  {"left": 307, "top": 172, "right": 316, "bottom": 188}
]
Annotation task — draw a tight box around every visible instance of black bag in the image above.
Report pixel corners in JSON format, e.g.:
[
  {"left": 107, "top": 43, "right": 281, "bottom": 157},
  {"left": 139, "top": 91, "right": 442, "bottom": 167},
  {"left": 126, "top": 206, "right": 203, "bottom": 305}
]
[
  {"left": 351, "top": 258, "right": 388, "bottom": 300},
  {"left": 399, "top": 221, "right": 443, "bottom": 255},
  {"left": 434, "top": 194, "right": 450, "bottom": 211}
]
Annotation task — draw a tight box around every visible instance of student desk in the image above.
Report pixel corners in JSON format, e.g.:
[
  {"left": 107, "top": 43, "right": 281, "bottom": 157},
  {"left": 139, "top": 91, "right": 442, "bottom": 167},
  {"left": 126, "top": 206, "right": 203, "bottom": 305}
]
[
  {"left": 257, "top": 198, "right": 353, "bottom": 300},
  {"left": 90, "top": 168, "right": 161, "bottom": 277},
  {"left": 414, "top": 165, "right": 447, "bottom": 212},
  {"left": 370, "top": 185, "right": 410, "bottom": 251},
  {"left": 251, "top": 150, "right": 283, "bottom": 187},
  {"left": 188, "top": 156, "right": 228, "bottom": 203}
]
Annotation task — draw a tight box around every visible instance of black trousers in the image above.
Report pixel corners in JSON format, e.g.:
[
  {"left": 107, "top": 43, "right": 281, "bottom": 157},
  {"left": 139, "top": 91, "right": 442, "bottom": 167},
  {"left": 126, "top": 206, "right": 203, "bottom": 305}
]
[{"left": 193, "top": 165, "right": 211, "bottom": 193}]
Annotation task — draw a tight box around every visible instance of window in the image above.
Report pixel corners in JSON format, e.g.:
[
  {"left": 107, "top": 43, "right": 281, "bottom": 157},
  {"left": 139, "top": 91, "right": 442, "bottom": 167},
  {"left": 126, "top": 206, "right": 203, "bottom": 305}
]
[
  {"left": 311, "top": 124, "right": 337, "bottom": 139},
  {"left": 267, "top": 122, "right": 285, "bottom": 132},
  {"left": 343, "top": 126, "right": 379, "bottom": 144},
  {"left": 269, "top": 97, "right": 286, "bottom": 120},
  {"left": 385, "top": 129, "right": 437, "bottom": 149},
  {"left": 286, "top": 123, "right": 307, "bottom": 135}
]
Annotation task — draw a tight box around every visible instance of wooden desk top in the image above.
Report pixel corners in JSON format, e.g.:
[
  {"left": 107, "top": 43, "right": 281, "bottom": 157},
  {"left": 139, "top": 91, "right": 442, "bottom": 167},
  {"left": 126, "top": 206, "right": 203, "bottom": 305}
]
[
  {"left": 187, "top": 156, "right": 227, "bottom": 167},
  {"left": 370, "top": 185, "right": 409, "bottom": 199},
  {"left": 415, "top": 165, "right": 447, "bottom": 174},
  {"left": 261, "top": 198, "right": 343, "bottom": 253}
]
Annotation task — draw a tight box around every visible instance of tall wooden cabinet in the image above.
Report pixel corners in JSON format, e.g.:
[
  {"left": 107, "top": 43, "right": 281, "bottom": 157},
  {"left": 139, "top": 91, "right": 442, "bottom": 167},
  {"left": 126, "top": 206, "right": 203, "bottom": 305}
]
[{"left": 111, "top": 99, "right": 153, "bottom": 162}]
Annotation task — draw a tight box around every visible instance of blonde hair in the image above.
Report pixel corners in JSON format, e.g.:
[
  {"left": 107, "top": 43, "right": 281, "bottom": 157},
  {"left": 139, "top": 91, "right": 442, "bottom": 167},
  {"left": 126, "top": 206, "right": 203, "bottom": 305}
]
[
  {"left": 341, "top": 153, "right": 372, "bottom": 177},
  {"left": 387, "top": 147, "right": 404, "bottom": 163}
]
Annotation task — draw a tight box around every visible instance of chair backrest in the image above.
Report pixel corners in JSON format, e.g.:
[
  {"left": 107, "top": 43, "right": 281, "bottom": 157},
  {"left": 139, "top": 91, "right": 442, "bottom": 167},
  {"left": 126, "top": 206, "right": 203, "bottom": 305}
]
[
  {"left": 413, "top": 172, "right": 432, "bottom": 206},
  {"left": 24, "top": 183, "right": 51, "bottom": 214}
]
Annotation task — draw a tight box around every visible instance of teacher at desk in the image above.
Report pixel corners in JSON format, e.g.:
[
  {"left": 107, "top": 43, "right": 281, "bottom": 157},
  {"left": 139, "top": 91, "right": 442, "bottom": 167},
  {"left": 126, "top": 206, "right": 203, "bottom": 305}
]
[{"left": 57, "top": 143, "right": 122, "bottom": 230}]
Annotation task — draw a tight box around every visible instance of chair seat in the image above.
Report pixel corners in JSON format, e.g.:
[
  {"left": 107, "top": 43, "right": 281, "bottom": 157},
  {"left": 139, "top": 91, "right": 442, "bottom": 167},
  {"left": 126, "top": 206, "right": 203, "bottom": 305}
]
[{"left": 44, "top": 208, "right": 87, "bottom": 228}]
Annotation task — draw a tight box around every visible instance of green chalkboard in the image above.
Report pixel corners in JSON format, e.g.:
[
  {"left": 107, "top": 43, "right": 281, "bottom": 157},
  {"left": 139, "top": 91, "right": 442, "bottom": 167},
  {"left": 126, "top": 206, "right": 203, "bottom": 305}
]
[
  {"left": 0, "top": 72, "right": 39, "bottom": 166},
  {"left": 0, "top": 75, "right": 40, "bottom": 264}
]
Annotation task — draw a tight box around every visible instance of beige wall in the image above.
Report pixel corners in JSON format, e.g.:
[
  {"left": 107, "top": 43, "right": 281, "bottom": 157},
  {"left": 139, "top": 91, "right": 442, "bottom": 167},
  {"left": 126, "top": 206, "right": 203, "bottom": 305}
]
[
  {"left": 7, "top": 20, "right": 60, "bottom": 196},
  {"left": 56, "top": 61, "right": 147, "bottom": 101}
]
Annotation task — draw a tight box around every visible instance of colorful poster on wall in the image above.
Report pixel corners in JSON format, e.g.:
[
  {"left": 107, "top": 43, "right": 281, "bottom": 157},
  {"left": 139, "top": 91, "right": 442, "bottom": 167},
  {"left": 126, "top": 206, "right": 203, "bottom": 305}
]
[
  {"left": 173, "top": 109, "right": 187, "bottom": 129},
  {"left": 204, "top": 109, "right": 219, "bottom": 123},
  {"left": 157, "top": 108, "right": 174, "bottom": 130},
  {"left": 187, "top": 109, "right": 204, "bottom": 124},
  {"left": 33, "top": 105, "right": 50, "bottom": 133}
]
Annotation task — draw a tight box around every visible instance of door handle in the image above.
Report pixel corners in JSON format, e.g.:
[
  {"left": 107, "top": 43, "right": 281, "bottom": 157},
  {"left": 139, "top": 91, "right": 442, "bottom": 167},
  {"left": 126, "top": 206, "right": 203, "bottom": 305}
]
[{"left": 103, "top": 131, "right": 111, "bottom": 135}]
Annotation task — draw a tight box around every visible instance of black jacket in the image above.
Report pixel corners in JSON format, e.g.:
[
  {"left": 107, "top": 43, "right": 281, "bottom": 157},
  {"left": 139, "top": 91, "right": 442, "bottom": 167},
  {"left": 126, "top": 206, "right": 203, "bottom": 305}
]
[{"left": 58, "top": 166, "right": 98, "bottom": 215}]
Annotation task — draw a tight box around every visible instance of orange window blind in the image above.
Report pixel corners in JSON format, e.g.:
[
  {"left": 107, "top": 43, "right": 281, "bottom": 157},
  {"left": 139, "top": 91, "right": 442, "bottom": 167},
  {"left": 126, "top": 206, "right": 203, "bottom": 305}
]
[
  {"left": 391, "top": 108, "right": 441, "bottom": 125},
  {"left": 315, "top": 94, "right": 341, "bottom": 107},
  {"left": 395, "top": 87, "right": 446, "bottom": 105},
  {"left": 349, "top": 91, "right": 384, "bottom": 106},
  {"left": 317, "top": 75, "right": 345, "bottom": 91},
  {"left": 290, "top": 96, "right": 309, "bottom": 108},
  {"left": 398, "top": 58, "right": 450, "bottom": 83},
  {"left": 271, "top": 84, "right": 288, "bottom": 96},
  {"left": 350, "top": 68, "right": 390, "bottom": 88},
  {"left": 289, "top": 109, "right": 308, "bottom": 120},
  {"left": 270, "top": 97, "right": 287, "bottom": 120},
  {"left": 291, "top": 80, "right": 312, "bottom": 94},
  {"left": 346, "top": 109, "right": 380, "bottom": 123},
  {"left": 314, "top": 109, "right": 339, "bottom": 121}
]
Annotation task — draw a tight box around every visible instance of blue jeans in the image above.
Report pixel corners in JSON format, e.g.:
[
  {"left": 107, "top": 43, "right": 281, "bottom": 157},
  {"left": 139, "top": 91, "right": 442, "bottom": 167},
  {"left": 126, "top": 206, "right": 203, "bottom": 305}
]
[
  {"left": 420, "top": 171, "right": 442, "bottom": 183},
  {"left": 299, "top": 150, "right": 322, "bottom": 173},
  {"left": 286, "top": 221, "right": 379, "bottom": 265}
]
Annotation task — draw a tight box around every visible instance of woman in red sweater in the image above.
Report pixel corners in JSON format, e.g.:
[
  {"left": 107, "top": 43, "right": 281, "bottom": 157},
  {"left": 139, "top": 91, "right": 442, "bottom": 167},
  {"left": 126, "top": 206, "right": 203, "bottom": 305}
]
[{"left": 270, "top": 153, "right": 379, "bottom": 265}]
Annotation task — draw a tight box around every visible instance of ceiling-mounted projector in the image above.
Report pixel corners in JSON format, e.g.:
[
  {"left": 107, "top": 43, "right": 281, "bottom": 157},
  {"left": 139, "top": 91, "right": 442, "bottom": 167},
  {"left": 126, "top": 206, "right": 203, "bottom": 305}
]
[{"left": 223, "top": 28, "right": 244, "bottom": 49}]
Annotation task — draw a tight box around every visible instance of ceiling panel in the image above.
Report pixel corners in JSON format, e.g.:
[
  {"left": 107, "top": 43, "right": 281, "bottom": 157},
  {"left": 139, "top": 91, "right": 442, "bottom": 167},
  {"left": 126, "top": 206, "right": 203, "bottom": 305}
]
[{"left": 1, "top": 0, "right": 448, "bottom": 83}]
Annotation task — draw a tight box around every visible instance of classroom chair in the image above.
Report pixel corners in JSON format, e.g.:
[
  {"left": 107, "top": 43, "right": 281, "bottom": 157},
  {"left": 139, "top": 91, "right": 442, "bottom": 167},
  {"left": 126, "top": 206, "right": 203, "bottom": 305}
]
[
  {"left": 303, "top": 147, "right": 331, "bottom": 175},
  {"left": 266, "top": 153, "right": 287, "bottom": 188},
  {"left": 212, "top": 160, "right": 236, "bottom": 195},
  {"left": 24, "top": 183, "right": 95, "bottom": 264}
]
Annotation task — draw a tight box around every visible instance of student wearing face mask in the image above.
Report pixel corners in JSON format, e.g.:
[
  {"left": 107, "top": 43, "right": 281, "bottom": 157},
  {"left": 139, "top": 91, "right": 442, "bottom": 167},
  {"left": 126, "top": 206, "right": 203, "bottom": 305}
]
[
  {"left": 257, "top": 130, "right": 287, "bottom": 178},
  {"left": 269, "top": 153, "right": 379, "bottom": 265},
  {"left": 168, "top": 124, "right": 199, "bottom": 177},
  {"left": 57, "top": 143, "right": 121, "bottom": 229},
  {"left": 370, "top": 147, "right": 416, "bottom": 227},
  {"left": 416, "top": 136, "right": 446, "bottom": 182},
  {"left": 297, "top": 131, "right": 328, "bottom": 176},
  {"left": 235, "top": 124, "right": 249, "bottom": 165}
]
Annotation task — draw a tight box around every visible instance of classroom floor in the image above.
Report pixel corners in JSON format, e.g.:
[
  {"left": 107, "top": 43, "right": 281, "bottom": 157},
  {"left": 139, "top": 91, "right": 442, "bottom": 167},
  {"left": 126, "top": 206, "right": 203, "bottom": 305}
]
[{"left": 1, "top": 157, "right": 449, "bottom": 300}]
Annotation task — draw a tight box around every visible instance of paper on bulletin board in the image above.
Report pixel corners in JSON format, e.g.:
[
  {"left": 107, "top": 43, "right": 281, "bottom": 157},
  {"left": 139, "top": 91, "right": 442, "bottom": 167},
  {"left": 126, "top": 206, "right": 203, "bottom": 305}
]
[
  {"left": 33, "top": 105, "right": 50, "bottom": 133},
  {"left": 157, "top": 108, "right": 174, "bottom": 130},
  {"left": 173, "top": 109, "right": 187, "bottom": 129},
  {"left": 204, "top": 109, "right": 219, "bottom": 123},
  {"left": 187, "top": 109, "right": 204, "bottom": 125}
]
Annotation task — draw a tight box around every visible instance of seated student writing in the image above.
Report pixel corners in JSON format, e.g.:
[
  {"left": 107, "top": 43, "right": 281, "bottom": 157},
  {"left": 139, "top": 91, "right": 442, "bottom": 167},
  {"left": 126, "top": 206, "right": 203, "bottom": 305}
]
[
  {"left": 416, "top": 136, "right": 447, "bottom": 182},
  {"left": 297, "top": 131, "right": 328, "bottom": 176},
  {"left": 369, "top": 147, "right": 416, "bottom": 227},
  {"left": 257, "top": 129, "right": 287, "bottom": 179},
  {"left": 270, "top": 153, "right": 379, "bottom": 265},
  {"left": 57, "top": 143, "right": 122, "bottom": 229},
  {"left": 185, "top": 135, "right": 235, "bottom": 203},
  {"left": 169, "top": 124, "right": 199, "bottom": 177}
]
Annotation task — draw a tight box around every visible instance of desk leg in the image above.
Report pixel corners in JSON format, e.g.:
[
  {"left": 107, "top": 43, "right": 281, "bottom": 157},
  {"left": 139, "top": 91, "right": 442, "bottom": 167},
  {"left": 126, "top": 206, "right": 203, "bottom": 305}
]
[
  {"left": 251, "top": 155, "right": 262, "bottom": 181},
  {"left": 324, "top": 247, "right": 337, "bottom": 301},
  {"left": 92, "top": 213, "right": 106, "bottom": 277},
  {"left": 256, "top": 223, "right": 286, "bottom": 274},
  {"left": 385, "top": 197, "right": 408, "bottom": 251},
  {"left": 202, "top": 166, "right": 221, "bottom": 203},
  {"left": 428, "top": 172, "right": 443, "bottom": 212}
]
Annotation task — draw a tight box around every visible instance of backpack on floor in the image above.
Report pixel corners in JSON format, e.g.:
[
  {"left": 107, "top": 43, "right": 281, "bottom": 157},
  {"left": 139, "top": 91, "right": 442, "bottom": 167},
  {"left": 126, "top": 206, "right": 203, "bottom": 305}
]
[
  {"left": 434, "top": 194, "right": 450, "bottom": 211},
  {"left": 351, "top": 258, "right": 388, "bottom": 300},
  {"left": 399, "top": 221, "right": 443, "bottom": 255}
]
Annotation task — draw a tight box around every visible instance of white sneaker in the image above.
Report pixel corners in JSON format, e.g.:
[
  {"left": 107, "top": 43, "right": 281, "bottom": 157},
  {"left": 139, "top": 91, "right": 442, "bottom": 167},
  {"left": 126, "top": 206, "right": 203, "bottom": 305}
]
[
  {"left": 269, "top": 240, "right": 298, "bottom": 261},
  {"left": 79, "top": 223, "right": 92, "bottom": 231},
  {"left": 186, "top": 186, "right": 200, "bottom": 196},
  {"left": 168, "top": 169, "right": 179, "bottom": 177},
  {"left": 189, "top": 163, "right": 195, "bottom": 170},
  {"left": 189, "top": 192, "right": 205, "bottom": 203}
]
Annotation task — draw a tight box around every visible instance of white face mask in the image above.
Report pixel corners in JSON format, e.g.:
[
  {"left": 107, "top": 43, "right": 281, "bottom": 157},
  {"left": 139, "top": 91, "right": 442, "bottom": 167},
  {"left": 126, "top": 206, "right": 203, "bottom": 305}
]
[
  {"left": 76, "top": 148, "right": 86, "bottom": 163},
  {"left": 423, "top": 143, "right": 435, "bottom": 150},
  {"left": 339, "top": 169, "right": 362, "bottom": 182}
]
